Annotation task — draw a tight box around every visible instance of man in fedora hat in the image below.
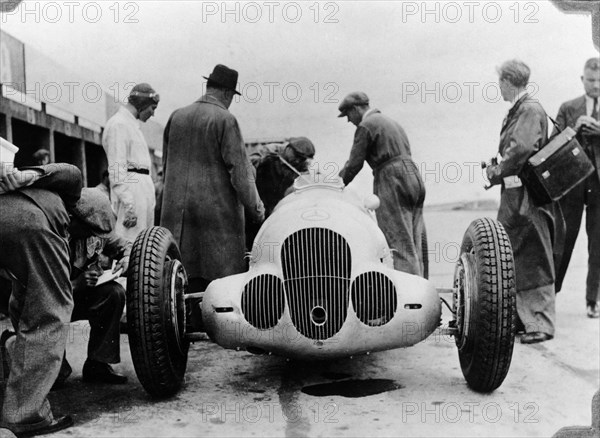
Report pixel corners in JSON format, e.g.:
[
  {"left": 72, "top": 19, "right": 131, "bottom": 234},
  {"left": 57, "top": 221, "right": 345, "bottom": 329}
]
[
  {"left": 338, "top": 92, "right": 427, "bottom": 276},
  {"left": 102, "top": 82, "right": 160, "bottom": 242},
  {"left": 161, "top": 65, "right": 264, "bottom": 293}
]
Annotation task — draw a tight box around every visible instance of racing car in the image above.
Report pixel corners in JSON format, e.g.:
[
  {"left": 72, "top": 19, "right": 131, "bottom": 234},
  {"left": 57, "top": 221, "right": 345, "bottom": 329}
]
[{"left": 125, "top": 174, "right": 516, "bottom": 398}]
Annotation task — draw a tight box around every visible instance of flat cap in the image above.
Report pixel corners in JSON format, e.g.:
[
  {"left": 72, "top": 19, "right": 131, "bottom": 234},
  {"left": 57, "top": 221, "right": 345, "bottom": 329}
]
[
  {"left": 287, "top": 137, "right": 315, "bottom": 158},
  {"left": 337, "top": 91, "right": 370, "bottom": 117},
  {"left": 71, "top": 187, "right": 116, "bottom": 237}
]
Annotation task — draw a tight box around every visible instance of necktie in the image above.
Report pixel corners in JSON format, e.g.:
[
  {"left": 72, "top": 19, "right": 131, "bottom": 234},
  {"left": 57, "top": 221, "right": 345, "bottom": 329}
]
[{"left": 586, "top": 98, "right": 599, "bottom": 158}]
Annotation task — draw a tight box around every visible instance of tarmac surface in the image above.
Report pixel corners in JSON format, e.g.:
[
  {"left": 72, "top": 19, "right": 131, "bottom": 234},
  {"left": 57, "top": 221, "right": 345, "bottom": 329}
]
[{"left": 4, "top": 209, "right": 600, "bottom": 437}]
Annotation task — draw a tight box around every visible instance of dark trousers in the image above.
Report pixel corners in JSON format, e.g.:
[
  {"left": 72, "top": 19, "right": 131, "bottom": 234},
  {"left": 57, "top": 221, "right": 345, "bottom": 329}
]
[
  {"left": 556, "top": 172, "right": 600, "bottom": 302},
  {"left": 71, "top": 281, "right": 125, "bottom": 364}
]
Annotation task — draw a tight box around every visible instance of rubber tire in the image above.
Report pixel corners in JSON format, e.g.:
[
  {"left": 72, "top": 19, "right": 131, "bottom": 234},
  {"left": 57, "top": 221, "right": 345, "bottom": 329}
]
[
  {"left": 454, "top": 217, "right": 516, "bottom": 392},
  {"left": 127, "top": 226, "right": 189, "bottom": 398}
]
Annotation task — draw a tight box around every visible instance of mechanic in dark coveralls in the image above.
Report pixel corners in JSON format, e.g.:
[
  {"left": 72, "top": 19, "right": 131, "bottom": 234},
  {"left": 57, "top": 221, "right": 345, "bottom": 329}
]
[
  {"left": 0, "top": 163, "right": 81, "bottom": 436},
  {"left": 485, "top": 60, "right": 564, "bottom": 344},
  {"left": 337, "top": 92, "right": 426, "bottom": 276},
  {"left": 246, "top": 137, "right": 315, "bottom": 247}
]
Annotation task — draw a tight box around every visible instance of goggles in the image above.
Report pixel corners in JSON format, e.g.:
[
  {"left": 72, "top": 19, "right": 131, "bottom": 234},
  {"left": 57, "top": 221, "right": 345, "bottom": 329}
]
[{"left": 129, "top": 91, "right": 160, "bottom": 104}]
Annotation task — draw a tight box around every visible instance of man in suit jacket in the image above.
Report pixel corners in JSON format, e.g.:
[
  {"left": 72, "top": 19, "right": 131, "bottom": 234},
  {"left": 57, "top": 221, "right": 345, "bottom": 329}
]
[
  {"left": 486, "top": 60, "right": 564, "bottom": 344},
  {"left": 0, "top": 163, "right": 81, "bottom": 436},
  {"left": 553, "top": 57, "right": 600, "bottom": 318}
]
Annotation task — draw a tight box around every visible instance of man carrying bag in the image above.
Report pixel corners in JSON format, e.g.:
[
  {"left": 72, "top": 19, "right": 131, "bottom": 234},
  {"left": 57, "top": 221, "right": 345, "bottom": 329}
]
[{"left": 485, "top": 60, "right": 565, "bottom": 344}]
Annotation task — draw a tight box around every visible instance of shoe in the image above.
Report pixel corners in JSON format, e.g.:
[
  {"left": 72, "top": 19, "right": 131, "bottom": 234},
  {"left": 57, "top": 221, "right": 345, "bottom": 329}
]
[
  {"left": 119, "top": 314, "right": 128, "bottom": 335},
  {"left": 515, "top": 316, "right": 525, "bottom": 334},
  {"left": 521, "top": 332, "right": 553, "bottom": 344},
  {"left": 13, "top": 415, "right": 73, "bottom": 437},
  {"left": 0, "top": 330, "right": 15, "bottom": 346},
  {"left": 0, "top": 330, "right": 16, "bottom": 380},
  {"left": 587, "top": 301, "right": 599, "bottom": 319},
  {"left": 50, "top": 355, "right": 72, "bottom": 391},
  {"left": 82, "top": 359, "right": 127, "bottom": 384}
]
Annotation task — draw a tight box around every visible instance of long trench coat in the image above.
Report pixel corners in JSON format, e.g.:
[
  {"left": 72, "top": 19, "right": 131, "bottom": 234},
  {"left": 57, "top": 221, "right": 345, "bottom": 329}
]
[
  {"left": 487, "top": 94, "right": 565, "bottom": 335},
  {"left": 160, "top": 95, "right": 264, "bottom": 282},
  {"left": 339, "top": 109, "right": 426, "bottom": 276}
]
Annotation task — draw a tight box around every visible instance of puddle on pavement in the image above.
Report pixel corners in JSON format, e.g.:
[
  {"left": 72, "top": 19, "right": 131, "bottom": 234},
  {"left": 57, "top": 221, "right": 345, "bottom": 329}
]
[{"left": 301, "top": 379, "right": 402, "bottom": 398}]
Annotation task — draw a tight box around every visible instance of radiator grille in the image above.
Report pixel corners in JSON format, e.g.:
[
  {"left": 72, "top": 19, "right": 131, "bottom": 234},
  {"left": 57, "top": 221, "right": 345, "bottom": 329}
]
[
  {"left": 281, "top": 228, "right": 351, "bottom": 340},
  {"left": 241, "top": 274, "right": 285, "bottom": 330},
  {"left": 351, "top": 272, "right": 397, "bottom": 326}
]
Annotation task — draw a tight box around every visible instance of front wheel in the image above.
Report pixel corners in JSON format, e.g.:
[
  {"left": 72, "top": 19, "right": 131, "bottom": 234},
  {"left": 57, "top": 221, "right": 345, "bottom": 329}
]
[
  {"left": 127, "top": 226, "right": 189, "bottom": 398},
  {"left": 453, "top": 218, "right": 516, "bottom": 392}
]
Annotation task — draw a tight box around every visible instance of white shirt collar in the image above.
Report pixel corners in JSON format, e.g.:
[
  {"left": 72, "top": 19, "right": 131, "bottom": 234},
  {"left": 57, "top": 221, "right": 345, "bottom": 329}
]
[{"left": 510, "top": 90, "right": 528, "bottom": 106}]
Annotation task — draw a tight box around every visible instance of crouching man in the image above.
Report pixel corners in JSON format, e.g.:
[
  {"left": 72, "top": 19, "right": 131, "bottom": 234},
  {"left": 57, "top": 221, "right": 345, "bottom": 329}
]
[
  {"left": 245, "top": 137, "right": 315, "bottom": 249},
  {"left": 65, "top": 188, "right": 131, "bottom": 385},
  {"left": 0, "top": 163, "right": 81, "bottom": 436}
]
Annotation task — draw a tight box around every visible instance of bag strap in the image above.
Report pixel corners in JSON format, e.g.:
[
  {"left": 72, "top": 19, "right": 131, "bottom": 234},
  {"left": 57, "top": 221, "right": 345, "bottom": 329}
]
[
  {"left": 539, "top": 106, "right": 563, "bottom": 144},
  {"left": 545, "top": 112, "right": 561, "bottom": 132},
  {"left": 520, "top": 95, "right": 561, "bottom": 133}
]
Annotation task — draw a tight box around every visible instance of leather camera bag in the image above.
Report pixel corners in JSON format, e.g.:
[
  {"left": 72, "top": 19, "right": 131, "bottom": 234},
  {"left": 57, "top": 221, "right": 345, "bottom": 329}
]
[{"left": 520, "top": 116, "right": 594, "bottom": 206}]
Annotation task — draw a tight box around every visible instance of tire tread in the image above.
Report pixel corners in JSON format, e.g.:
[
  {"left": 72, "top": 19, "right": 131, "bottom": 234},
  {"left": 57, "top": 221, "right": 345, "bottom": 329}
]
[
  {"left": 127, "top": 227, "right": 188, "bottom": 398},
  {"left": 458, "top": 217, "right": 516, "bottom": 392}
]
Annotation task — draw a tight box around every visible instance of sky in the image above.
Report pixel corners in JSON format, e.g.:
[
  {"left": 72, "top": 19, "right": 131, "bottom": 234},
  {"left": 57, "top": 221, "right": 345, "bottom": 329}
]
[{"left": 1, "top": 0, "right": 598, "bottom": 205}]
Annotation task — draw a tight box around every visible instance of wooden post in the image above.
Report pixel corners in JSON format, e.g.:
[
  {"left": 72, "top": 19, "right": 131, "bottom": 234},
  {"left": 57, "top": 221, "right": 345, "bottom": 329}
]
[
  {"left": 48, "top": 128, "right": 55, "bottom": 163},
  {"left": 79, "top": 138, "right": 88, "bottom": 186}
]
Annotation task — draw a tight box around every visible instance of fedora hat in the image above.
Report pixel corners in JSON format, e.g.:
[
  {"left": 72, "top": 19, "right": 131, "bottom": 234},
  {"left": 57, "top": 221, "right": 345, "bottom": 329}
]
[{"left": 204, "top": 64, "right": 241, "bottom": 95}]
